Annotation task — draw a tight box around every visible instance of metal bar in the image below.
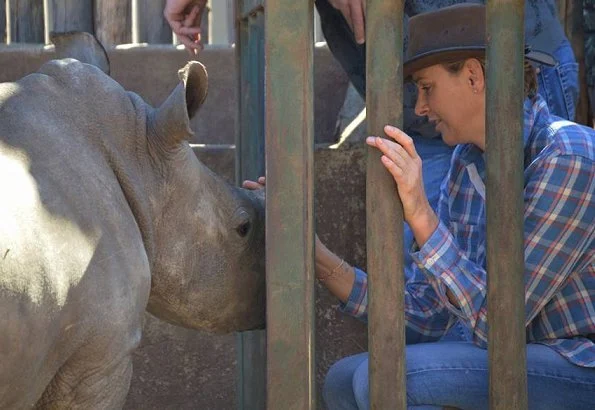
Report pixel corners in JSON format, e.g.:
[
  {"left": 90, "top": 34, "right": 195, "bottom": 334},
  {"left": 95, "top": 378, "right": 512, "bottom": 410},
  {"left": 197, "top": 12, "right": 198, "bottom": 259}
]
[
  {"left": 265, "top": 0, "right": 315, "bottom": 408},
  {"left": 43, "top": 0, "right": 52, "bottom": 44},
  {"left": 366, "top": 1, "right": 406, "bottom": 408},
  {"left": 235, "top": 1, "right": 266, "bottom": 409},
  {"left": 5, "top": 0, "right": 10, "bottom": 44},
  {"left": 486, "top": 2, "right": 528, "bottom": 409},
  {"left": 131, "top": 0, "right": 140, "bottom": 43}
]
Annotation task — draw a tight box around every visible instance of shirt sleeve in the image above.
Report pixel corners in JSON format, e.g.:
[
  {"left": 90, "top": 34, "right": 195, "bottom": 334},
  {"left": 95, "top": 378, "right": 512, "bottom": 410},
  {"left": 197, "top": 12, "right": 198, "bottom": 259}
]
[
  {"left": 411, "top": 154, "right": 594, "bottom": 346},
  {"left": 339, "top": 266, "right": 454, "bottom": 344}
]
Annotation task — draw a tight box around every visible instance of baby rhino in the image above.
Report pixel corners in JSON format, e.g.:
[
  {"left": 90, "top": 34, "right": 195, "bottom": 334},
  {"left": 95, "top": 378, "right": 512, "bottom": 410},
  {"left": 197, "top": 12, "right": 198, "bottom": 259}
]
[{"left": 0, "top": 33, "right": 265, "bottom": 408}]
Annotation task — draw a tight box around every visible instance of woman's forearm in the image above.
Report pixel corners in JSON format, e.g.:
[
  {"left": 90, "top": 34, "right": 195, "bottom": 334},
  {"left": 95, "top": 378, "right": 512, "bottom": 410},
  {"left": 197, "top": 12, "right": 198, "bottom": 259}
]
[{"left": 315, "top": 237, "right": 356, "bottom": 303}]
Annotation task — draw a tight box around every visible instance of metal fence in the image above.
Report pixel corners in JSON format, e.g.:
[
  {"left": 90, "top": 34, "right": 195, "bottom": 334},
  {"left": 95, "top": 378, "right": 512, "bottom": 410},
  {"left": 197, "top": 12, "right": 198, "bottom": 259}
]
[{"left": 244, "top": 0, "right": 531, "bottom": 409}]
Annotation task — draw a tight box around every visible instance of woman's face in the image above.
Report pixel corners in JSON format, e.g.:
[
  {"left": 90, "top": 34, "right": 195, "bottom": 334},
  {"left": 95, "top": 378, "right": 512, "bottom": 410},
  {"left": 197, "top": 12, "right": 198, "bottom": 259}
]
[{"left": 412, "top": 60, "right": 486, "bottom": 148}]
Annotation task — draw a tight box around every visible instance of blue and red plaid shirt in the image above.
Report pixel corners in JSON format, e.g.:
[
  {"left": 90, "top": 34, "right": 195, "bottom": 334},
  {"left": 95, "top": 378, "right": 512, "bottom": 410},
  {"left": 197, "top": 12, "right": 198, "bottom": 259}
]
[{"left": 342, "top": 95, "right": 595, "bottom": 367}]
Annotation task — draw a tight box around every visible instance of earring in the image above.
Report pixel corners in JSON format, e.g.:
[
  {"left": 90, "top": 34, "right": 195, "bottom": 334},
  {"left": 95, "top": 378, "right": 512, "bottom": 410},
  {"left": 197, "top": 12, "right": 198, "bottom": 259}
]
[{"left": 473, "top": 88, "right": 478, "bottom": 94}]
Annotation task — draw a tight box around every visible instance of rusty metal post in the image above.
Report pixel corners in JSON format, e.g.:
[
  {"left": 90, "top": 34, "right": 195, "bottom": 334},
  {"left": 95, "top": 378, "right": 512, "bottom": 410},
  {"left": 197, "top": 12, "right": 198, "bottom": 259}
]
[
  {"left": 486, "top": 2, "right": 528, "bottom": 409},
  {"left": 366, "top": 1, "right": 406, "bottom": 409},
  {"left": 235, "top": 1, "right": 266, "bottom": 409},
  {"left": 265, "top": 0, "right": 315, "bottom": 409}
]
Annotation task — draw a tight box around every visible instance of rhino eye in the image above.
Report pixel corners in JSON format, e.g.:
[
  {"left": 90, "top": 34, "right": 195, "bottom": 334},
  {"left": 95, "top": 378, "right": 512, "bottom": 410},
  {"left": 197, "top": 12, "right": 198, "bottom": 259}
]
[{"left": 236, "top": 220, "right": 251, "bottom": 238}]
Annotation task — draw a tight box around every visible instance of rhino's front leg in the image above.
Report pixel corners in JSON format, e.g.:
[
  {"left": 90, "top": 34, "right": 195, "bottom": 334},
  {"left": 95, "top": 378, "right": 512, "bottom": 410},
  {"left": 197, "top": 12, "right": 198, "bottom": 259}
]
[{"left": 34, "top": 353, "right": 133, "bottom": 410}]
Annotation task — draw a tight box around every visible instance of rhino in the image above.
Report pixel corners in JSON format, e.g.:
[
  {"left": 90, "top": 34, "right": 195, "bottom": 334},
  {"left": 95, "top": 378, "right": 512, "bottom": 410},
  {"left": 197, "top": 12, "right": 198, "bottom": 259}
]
[{"left": 0, "top": 33, "right": 265, "bottom": 408}]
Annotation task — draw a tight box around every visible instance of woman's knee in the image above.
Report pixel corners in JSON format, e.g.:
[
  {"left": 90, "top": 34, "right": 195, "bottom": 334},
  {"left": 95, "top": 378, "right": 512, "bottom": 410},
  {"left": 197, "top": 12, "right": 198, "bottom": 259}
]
[{"left": 323, "top": 353, "right": 368, "bottom": 410}]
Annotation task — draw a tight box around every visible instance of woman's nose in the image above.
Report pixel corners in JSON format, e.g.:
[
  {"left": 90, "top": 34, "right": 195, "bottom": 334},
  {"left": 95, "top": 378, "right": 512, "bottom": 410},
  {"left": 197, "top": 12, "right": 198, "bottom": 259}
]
[{"left": 415, "top": 95, "right": 428, "bottom": 117}]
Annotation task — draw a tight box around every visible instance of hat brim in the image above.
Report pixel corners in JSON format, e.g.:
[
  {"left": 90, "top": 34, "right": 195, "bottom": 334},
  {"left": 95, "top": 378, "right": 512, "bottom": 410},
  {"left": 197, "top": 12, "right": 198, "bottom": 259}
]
[{"left": 403, "top": 46, "right": 557, "bottom": 81}]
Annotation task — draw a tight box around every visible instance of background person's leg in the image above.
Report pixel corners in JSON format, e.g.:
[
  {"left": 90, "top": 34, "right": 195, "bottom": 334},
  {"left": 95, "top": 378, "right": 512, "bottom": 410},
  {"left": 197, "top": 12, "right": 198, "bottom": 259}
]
[
  {"left": 315, "top": 0, "right": 366, "bottom": 97},
  {"left": 537, "top": 40, "right": 579, "bottom": 121}
]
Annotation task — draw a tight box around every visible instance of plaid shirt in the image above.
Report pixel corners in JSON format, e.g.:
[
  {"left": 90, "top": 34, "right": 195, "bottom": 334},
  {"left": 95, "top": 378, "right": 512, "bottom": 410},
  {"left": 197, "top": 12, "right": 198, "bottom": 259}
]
[{"left": 342, "top": 95, "right": 595, "bottom": 367}]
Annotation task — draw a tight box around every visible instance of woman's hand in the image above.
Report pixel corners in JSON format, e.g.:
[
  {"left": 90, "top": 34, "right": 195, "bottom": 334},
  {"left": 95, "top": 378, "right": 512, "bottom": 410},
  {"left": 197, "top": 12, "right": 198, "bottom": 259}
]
[
  {"left": 242, "top": 176, "right": 266, "bottom": 191},
  {"left": 366, "top": 125, "right": 438, "bottom": 245},
  {"left": 243, "top": 176, "right": 355, "bottom": 300}
]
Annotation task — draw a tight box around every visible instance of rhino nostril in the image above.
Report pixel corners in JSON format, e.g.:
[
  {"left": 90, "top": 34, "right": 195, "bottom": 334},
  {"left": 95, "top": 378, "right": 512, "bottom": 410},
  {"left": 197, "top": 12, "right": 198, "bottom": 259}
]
[{"left": 236, "top": 221, "right": 251, "bottom": 238}]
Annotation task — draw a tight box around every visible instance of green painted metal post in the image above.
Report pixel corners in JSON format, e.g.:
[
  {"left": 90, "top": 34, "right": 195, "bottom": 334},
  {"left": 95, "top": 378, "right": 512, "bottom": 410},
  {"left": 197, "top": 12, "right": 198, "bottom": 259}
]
[
  {"left": 235, "top": 1, "right": 266, "bottom": 409},
  {"left": 366, "top": 1, "right": 406, "bottom": 409},
  {"left": 486, "top": 2, "right": 528, "bottom": 409},
  {"left": 265, "top": 0, "right": 315, "bottom": 409}
]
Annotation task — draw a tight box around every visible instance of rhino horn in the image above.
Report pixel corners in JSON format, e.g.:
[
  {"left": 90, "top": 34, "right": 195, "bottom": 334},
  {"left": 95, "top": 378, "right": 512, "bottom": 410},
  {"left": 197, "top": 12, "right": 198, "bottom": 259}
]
[
  {"left": 152, "top": 61, "right": 209, "bottom": 147},
  {"left": 50, "top": 31, "right": 110, "bottom": 75}
]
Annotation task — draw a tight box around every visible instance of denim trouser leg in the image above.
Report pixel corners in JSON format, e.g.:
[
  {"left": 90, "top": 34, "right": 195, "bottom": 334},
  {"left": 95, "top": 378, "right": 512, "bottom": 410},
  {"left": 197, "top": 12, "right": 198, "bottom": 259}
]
[
  {"left": 536, "top": 40, "right": 579, "bottom": 121},
  {"left": 324, "top": 343, "right": 595, "bottom": 410},
  {"left": 323, "top": 352, "right": 368, "bottom": 410}
]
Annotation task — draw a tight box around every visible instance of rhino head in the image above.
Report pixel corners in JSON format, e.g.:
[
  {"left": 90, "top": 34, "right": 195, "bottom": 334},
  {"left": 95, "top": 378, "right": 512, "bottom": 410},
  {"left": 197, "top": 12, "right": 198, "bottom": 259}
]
[
  {"left": 48, "top": 32, "right": 266, "bottom": 333},
  {"left": 144, "top": 61, "right": 266, "bottom": 332}
]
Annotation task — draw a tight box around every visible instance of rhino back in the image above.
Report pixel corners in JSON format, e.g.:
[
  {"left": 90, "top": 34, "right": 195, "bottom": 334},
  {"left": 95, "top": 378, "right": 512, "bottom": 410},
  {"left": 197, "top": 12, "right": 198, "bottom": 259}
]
[{"left": 0, "top": 59, "right": 151, "bottom": 406}]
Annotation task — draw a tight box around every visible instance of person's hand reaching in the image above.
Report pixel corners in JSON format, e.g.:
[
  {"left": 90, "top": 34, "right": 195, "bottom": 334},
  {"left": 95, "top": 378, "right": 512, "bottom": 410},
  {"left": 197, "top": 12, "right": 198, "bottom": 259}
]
[{"left": 164, "top": 0, "right": 207, "bottom": 56}]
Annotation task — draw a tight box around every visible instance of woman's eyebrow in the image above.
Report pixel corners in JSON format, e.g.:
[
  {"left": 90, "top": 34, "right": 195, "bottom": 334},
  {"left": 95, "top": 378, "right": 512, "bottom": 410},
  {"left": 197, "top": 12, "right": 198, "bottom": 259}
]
[{"left": 412, "top": 75, "right": 427, "bottom": 85}]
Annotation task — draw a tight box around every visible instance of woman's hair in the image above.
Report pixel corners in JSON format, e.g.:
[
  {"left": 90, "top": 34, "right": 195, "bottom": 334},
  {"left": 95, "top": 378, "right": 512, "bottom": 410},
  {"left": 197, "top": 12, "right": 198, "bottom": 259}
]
[{"left": 442, "top": 57, "right": 538, "bottom": 98}]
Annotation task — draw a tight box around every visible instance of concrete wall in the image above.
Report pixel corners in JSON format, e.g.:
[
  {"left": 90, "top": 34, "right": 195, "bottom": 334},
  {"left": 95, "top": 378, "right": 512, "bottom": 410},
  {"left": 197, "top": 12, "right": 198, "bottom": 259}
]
[{"left": 1, "top": 45, "right": 369, "bottom": 409}]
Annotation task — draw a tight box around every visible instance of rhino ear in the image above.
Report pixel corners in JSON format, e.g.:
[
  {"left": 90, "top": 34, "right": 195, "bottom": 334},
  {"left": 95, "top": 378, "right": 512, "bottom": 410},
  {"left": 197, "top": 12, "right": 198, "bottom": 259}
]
[
  {"left": 50, "top": 31, "right": 110, "bottom": 75},
  {"left": 152, "top": 61, "right": 209, "bottom": 147}
]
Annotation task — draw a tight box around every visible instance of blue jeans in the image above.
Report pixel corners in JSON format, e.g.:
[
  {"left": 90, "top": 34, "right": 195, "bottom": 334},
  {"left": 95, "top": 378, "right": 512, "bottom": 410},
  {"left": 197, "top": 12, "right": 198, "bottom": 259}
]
[
  {"left": 536, "top": 40, "right": 579, "bottom": 121},
  {"left": 323, "top": 343, "right": 595, "bottom": 410}
]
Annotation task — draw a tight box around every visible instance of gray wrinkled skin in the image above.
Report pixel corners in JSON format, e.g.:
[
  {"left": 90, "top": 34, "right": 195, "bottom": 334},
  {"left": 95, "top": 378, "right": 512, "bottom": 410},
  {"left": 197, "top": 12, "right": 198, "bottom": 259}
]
[{"left": 0, "top": 53, "right": 265, "bottom": 408}]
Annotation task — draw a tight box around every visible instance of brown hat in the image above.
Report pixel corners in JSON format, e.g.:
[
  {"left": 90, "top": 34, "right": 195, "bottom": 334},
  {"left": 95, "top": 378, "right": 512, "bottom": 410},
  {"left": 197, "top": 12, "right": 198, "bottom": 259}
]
[{"left": 403, "top": 4, "right": 556, "bottom": 79}]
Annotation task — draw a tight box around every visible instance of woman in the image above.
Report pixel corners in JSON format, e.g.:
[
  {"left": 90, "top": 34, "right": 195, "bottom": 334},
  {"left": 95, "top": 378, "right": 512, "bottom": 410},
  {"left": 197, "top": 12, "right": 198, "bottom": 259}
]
[
  {"left": 246, "top": 4, "right": 594, "bottom": 409},
  {"left": 315, "top": 0, "right": 579, "bottom": 287}
]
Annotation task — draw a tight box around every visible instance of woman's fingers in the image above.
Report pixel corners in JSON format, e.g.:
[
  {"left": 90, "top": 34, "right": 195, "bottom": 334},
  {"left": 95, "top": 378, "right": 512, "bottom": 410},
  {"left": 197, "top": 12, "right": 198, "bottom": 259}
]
[
  {"left": 383, "top": 125, "right": 419, "bottom": 159},
  {"left": 366, "top": 136, "right": 408, "bottom": 166},
  {"left": 242, "top": 177, "right": 266, "bottom": 190},
  {"left": 381, "top": 155, "right": 404, "bottom": 177}
]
